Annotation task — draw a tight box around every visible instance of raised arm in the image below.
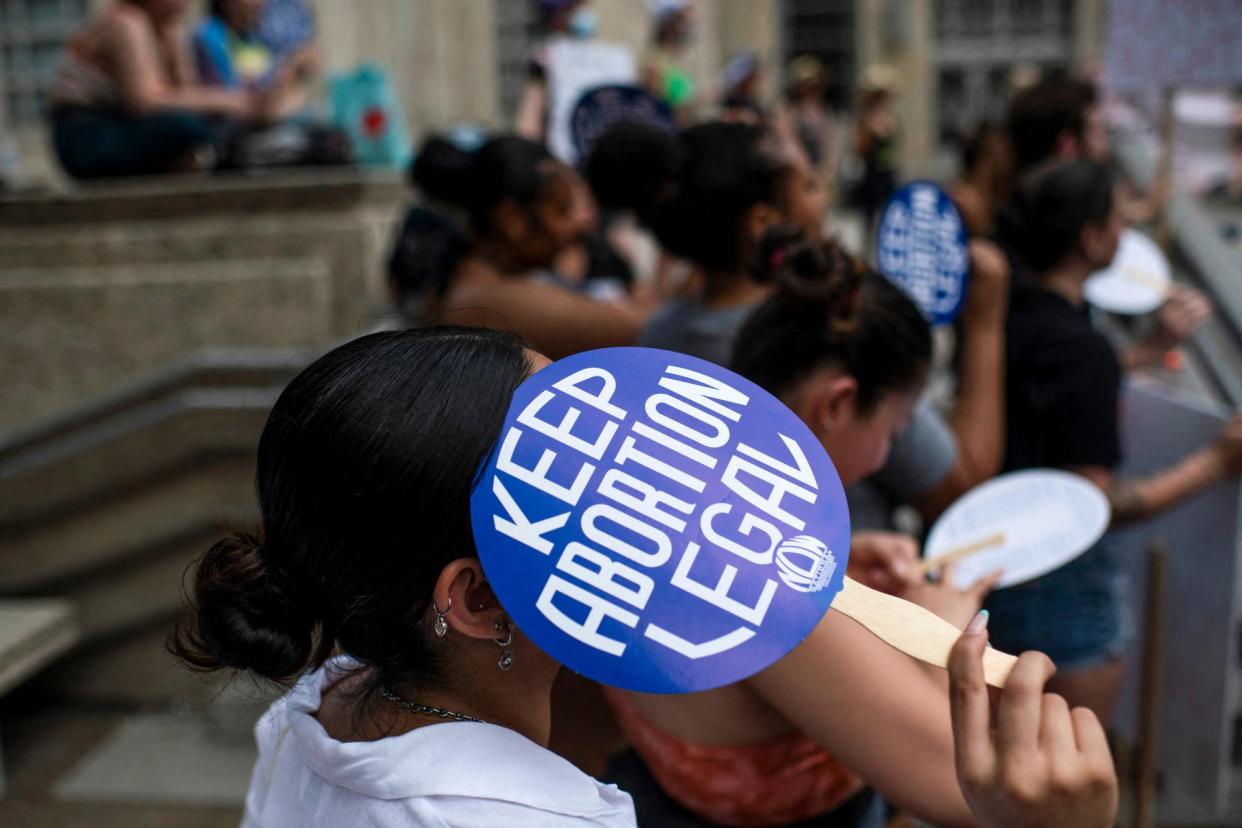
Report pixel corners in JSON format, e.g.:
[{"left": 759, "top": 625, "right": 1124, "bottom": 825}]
[
  {"left": 748, "top": 609, "right": 977, "bottom": 827},
  {"left": 444, "top": 271, "right": 647, "bottom": 359},
  {"left": 910, "top": 239, "right": 1009, "bottom": 521},
  {"left": 1074, "top": 411, "right": 1242, "bottom": 526},
  {"left": 107, "top": 13, "right": 254, "bottom": 118}
]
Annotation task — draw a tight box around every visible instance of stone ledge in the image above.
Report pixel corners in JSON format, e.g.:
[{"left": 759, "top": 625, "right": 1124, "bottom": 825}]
[{"left": 0, "top": 169, "right": 405, "bottom": 227}]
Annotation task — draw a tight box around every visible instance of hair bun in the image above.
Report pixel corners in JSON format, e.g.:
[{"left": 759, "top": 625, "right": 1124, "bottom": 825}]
[
  {"left": 171, "top": 532, "right": 314, "bottom": 684},
  {"left": 752, "top": 226, "right": 863, "bottom": 329}
]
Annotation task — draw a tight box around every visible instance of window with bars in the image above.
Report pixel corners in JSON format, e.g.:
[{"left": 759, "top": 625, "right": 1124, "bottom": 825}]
[
  {"left": 494, "top": 0, "right": 539, "bottom": 126},
  {"left": 0, "top": 0, "right": 89, "bottom": 126},
  {"left": 934, "top": 0, "right": 1075, "bottom": 142},
  {"left": 782, "top": 0, "right": 856, "bottom": 111}
]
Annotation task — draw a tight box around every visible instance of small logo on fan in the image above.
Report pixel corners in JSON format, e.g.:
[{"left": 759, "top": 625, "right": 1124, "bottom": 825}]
[{"left": 775, "top": 535, "right": 837, "bottom": 593}]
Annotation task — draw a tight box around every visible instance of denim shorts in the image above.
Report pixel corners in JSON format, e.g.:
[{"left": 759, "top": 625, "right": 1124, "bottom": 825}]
[{"left": 983, "top": 535, "right": 1131, "bottom": 673}]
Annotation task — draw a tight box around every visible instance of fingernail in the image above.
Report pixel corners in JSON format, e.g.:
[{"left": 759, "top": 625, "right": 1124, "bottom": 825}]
[{"left": 966, "top": 609, "right": 989, "bottom": 635}]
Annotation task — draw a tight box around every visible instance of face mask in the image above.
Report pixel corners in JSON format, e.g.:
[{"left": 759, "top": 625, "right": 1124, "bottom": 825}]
[{"left": 568, "top": 7, "right": 599, "bottom": 38}]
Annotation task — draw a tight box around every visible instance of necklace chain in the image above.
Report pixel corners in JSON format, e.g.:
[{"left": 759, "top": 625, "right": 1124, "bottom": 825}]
[{"left": 380, "top": 687, "right": 485, "bottom": 724}]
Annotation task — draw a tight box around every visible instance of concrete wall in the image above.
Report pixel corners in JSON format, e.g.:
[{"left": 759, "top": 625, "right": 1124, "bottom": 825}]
[{"left": 855, "top": 0, "right": 935, "bottom": 176}]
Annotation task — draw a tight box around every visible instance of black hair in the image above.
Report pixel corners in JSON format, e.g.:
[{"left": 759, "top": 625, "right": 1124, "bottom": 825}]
[
  {"left": 171, "top": 327, "right": 531, "bottom": 698},
  {"left": 731, "top": 228, "right": 931, "bottom": 415},
  {"left": 386, "top": 135, "right": 477, "bottom": 301},
  {"left": 410, "top": 135, "right": 477, "bottom": 204},
  {"left": 1001, "top": 158, "right": 1115, "bottom": 273},
  {"left": 958, "top": 120, "right": 1004, "bottom": 173},
  {"left": 1007, "top": 74, "right": 1098, "bottom": 172},
  {"left": 587, "top": 121, "right": 784, "bottom": 272},
  {"left": 438, "top": 135, "right": 567, "bottom": 234}
]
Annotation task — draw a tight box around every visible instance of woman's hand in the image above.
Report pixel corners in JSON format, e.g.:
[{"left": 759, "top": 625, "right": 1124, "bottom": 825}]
[
  {"left": 961, "top": 238, "right": 1011, "bottom": 333},
  {"left": 949, "top": 614, "right": 1119, "bottom": 828},
  {"left": 847, "top": 531, "right": 918, "bottom": 593},
  {"left": 900, "top": 564, "right": 1001, "bottom": 629}
]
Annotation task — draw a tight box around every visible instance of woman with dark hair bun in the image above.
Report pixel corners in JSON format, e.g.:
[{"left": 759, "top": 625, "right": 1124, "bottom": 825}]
[
  {"left": 603, "top": 232, "right": 1114, "bottom": 828},
  {"left": 423, "top": 135, "right": 647, "bottom": 358},
  {"left": 171, "top": 327, "right": 637, "bottom": 826},
  {"left": 989, "top": 158, "right": 1242, "bottom": 722},
  {"left": 171, "top": 325, "right": 1116, "bottom": 828}
]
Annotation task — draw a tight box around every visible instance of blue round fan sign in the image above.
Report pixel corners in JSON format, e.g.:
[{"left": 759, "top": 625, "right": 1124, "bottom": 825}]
[
  {"left": 470, "top": 348, "right": 851, "bottom": 694},
  {"left": 570, "top": 84, "right": 676, "bottom": 165},
  {"left": 876, "top": 181, "right": 970, "bottom": 325}
]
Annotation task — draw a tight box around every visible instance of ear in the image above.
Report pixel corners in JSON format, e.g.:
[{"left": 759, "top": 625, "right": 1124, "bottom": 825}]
[
  {"left": 806, "top": 374, "right": 859, "bottom": 437},
  {"left": 431, "top": 558, "right": 507, "bottom": 642},
  {"left": 744, "top": 202, "right": 780, "bottom": 246},
  {"left": 492, "top": 200, "right": 532, "bottom": 243}
]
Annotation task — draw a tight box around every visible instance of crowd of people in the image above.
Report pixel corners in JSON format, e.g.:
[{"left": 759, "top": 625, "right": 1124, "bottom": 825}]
[{"left": 60, "top": 1, "right": 1230, "bottom": 827}]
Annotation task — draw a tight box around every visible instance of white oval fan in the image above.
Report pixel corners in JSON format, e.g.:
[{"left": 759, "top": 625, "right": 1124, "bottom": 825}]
[
  {"left": 923, "top": 469, "right": 1111, "bottom": 590},
  {"left": 1084, "top": 228, "right": 1171, "bottom": 315}
]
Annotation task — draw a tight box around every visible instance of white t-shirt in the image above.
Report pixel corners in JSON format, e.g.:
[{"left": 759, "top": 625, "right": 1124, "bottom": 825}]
[{"left": 242, "top": 659, "right": 636, "bottom": 827}]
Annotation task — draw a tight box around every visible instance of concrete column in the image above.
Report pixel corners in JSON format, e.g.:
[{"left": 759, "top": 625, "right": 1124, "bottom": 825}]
[
  {"left": 310, "top": 0, "right": 501, "bottom": 140},
  {"left": 717, "top": 0, "right": 782, "bottom": 100},
  {"left": 1073, "top": 0, "right": 1108, "bottom": 71},
  {"left": 855, "top": 0, "right": 935, "bottom": 177}
]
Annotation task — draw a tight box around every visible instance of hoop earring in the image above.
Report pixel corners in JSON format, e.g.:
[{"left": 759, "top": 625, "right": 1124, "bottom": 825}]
[
  {"left": 493, "top": 617, "right": 514, "bottom": 671},
  {"left": 432, "top": 598, "right": 451, "bottom": 638}
]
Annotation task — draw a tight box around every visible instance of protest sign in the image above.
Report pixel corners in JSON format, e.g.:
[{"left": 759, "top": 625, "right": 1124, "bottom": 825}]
[
  {"left": 471, "top": 348, "right": 850, "bottom": 693},
  {"left": 876, "top": 182, "right": 970, "bottom": 325},
  {"left": 544, "top": 38, "right": 635, "bottom": 164},
  {"left": 570, "top": 85, "right": 675, "bottom": 165}
]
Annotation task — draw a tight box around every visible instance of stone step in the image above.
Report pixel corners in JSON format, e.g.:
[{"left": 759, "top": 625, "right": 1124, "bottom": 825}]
[
  {"left": 0, "top": 350, "right": 310, "bottom": 704},
  {"left": 0, "top": 599, "right": 79, "bottom": 697},
  {"left": 0, "top": 168, "right": 404, "bottom": 228}
]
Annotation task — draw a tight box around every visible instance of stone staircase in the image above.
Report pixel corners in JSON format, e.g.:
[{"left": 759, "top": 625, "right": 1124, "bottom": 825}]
[{"left": 0, "top": 348, "right": 314, "bottom": 705}]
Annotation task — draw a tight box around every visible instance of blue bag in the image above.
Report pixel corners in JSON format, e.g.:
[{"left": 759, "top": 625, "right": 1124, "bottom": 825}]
[{"left": 329, "top": 64, "right": 412, "bottom": 169}]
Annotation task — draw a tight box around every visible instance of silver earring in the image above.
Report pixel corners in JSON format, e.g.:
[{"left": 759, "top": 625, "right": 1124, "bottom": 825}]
[
  {"left": 432, "top": 598, "right": 451, "bottom": 638},
  {"left": 493, "top": 618, "right": 514, "bottom": 671}
]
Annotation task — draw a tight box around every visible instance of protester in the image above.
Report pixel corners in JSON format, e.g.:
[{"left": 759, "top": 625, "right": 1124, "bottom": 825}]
[
  {"left": 642, "top": 0, "right": 698, "bottom": 121},
  {"left": 592, "top": 121, "right": 1007, "bottom": 533},
  {"left": 47, "top": 0, "right": 268, "bottom": 179},
  {"left": 779, "top": 54, "right": 838, "bottom": 181},
  {"left": 991, "top": 158, "right": 1242, "bottom": 720},
  {"left": 429, "top": 135, "right": 646, "bottom": 357},
  {"left": 720, "top": 51, "right": 766, "bottom": 124},
  {"left": 848, "top": 65, "right": 900, "bottom": 233},
  {"left": 171, "top": 328, "right": 638, "bottom": 826},
  {"left": 601, "top": 235, "right": 1006, "bottom": 827},
  {"left": 950, "top": 121, "right": 1014, "bottom": 238},
  {"left": 1006, "top": 73, "right": 1106, "bottom": 175},
  {"left": 387, "top": 135, "right": 474, "bottom": 326},
  {"left": 515, "top": 0, "right": 635, "bottom": 163},
  {"left": 194, "top": 0, "right": 318, "bottom": 116}
]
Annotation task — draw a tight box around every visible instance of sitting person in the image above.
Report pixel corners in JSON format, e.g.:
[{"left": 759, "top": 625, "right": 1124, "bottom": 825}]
[
  {"left": 193, "top": 0, "right": 317, "bottom": 118},
  {"left": 48, "top": 0, "right": 268, "bottom": 179},
  {"left": 432, "top": 135, "right": 648, "bottom": 358}
]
